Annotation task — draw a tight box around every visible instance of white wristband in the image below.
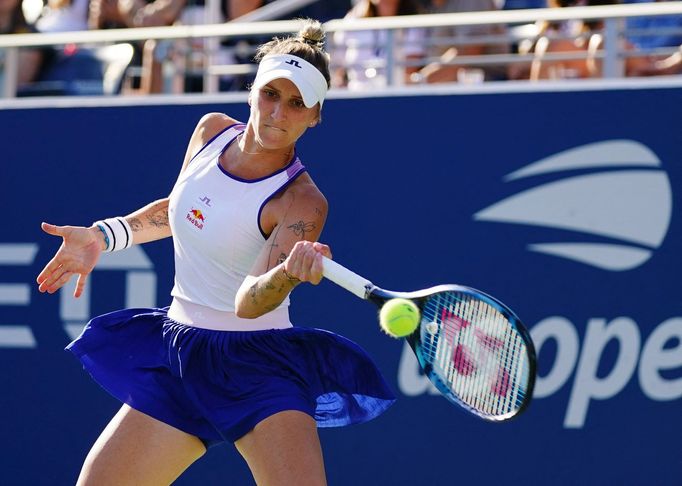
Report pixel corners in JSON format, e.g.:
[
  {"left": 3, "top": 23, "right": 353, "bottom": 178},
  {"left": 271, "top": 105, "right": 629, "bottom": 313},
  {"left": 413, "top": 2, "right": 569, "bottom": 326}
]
[{"left": 94, "top": 217, "right": 133, "bottom": 252}]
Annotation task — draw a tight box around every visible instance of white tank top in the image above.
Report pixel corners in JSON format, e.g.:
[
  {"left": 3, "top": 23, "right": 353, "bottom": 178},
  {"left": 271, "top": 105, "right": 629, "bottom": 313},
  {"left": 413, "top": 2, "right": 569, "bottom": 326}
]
[{"left": 167, "top": 123, "right": 307, "bottom": 330}]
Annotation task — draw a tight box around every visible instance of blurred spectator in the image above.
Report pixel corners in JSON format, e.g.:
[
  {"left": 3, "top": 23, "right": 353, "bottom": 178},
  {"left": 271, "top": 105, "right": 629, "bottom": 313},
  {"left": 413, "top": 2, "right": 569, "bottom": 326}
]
[
  {"left": 413, "top": 0, "right": 510, "bottom": 84},
  {"left": 36, "top": 0, "right": 89, "bottom": 32},
  {"left": 136, "top": 0, "right": 229, "bottom": 94},
  {"left": 0, "top": 0, "right": 54, "bottom": 89},
  {"left": 153, "top": 0, "right": 273, "bottom": 94},
  {"left": 88, "top": 0, "right": 185, "bottom": 29},
  {"left": 526, "top": 0, "right": 604, "bottom": 80},
  {"left": 529, "top": 0, "right": 682, "bottom": 79},
  {"left": 32, "top": 0, "right": 354, "bottom": 94},
  {"left": 332, "top": 0, "right": 426, "bottom": 90},
  {"left": 87, "top": 0, "right": 186, "bottom": 93}
]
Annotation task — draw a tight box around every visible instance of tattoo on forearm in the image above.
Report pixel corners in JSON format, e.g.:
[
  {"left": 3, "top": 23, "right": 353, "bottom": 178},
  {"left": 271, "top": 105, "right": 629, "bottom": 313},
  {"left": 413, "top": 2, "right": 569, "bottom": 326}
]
[
  {"left": 147, "top": 207, "right": 169, "bottom": 228},
  {"left": 263, "top": 302, "right": 279, "bottom": 313},
  {"left": 249, "top": 283, "right": 258, "bottom": 306},
  {"left": 288, "top": 220, "right": 316, "bottom": 239},
  {"left": 129, "top": 217, "right": 143, "bottom": 232},
  {"left": 247, "top": 274, "right": 289, "bottom": 309}
]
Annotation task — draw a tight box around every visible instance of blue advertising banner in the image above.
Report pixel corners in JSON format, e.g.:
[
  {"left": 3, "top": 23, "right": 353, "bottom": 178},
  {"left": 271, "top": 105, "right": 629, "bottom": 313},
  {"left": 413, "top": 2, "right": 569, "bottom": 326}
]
[{"left": 1, "top": 85, "right": 680, "bottom": 485}]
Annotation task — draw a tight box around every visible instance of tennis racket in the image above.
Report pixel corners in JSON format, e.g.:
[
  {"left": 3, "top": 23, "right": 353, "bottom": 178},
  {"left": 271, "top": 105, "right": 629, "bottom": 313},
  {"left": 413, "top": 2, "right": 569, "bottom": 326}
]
[{"left": 322, "top": 256, "right": 536, "bottom": 422}]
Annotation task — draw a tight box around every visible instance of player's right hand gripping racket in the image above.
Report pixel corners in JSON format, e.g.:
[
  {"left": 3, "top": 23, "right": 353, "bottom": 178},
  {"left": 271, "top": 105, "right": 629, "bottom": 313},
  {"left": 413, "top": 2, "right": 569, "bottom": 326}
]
[{"left": 322, "top": 256, "right": 536, "bottom": 422}]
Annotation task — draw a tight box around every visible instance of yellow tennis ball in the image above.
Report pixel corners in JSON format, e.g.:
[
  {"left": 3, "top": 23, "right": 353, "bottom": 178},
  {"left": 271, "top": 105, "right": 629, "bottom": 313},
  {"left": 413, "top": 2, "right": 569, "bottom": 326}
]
[{"left": 379, "top": 298, "right": 420, "bottom": 338}]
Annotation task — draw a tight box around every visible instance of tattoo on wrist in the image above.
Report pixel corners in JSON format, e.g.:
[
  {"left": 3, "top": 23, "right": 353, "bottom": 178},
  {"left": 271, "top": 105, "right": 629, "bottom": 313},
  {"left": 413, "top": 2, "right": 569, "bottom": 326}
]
[
  {"left": 282, "top": 266, "right": 300, "bottom": 283},
  {"left": 276, "top": 253, "right": 298, "bottom": 284}
]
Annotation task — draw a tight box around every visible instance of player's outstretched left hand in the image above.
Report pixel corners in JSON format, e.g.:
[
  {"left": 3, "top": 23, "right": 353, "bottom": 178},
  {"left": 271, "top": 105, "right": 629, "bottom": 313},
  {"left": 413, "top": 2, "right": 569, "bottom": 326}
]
[{"left": 36, "top": 222, "right": 103, "bottom": 298}]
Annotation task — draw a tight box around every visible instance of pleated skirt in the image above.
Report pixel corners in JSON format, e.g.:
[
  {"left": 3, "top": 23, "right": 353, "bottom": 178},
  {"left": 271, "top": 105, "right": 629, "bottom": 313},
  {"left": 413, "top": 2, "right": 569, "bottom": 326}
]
[{"left": 67, "top": 307, "right": 396, "bottom": 447}]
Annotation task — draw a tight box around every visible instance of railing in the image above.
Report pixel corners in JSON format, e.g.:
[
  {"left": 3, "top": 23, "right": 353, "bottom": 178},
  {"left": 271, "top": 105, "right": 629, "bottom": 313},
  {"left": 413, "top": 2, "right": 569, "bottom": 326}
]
[{"left": 1, "top": 1, "right": 681, "bottom": 99}]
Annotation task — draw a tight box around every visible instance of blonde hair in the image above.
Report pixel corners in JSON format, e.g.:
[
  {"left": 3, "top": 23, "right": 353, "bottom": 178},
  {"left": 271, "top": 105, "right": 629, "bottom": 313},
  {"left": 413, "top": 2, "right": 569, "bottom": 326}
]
[{"left": 254, "top": 18, "right": 331, "bottom": 87}]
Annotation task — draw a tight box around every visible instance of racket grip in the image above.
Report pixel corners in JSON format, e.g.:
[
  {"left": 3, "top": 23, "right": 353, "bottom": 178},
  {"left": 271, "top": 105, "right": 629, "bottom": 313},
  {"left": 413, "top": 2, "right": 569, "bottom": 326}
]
[{"left": 321, "top": 256, "right": 373, "bottom": 300}]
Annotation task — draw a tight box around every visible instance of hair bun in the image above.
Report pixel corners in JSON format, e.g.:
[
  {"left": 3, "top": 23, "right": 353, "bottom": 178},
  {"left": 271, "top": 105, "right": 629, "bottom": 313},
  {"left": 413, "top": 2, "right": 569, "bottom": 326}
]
[
  {"left": 297, "top": 19, "right": 326, "bottom": 49},
  {"left": 300, "top": 34, "right": 324, "bottom": 48}
]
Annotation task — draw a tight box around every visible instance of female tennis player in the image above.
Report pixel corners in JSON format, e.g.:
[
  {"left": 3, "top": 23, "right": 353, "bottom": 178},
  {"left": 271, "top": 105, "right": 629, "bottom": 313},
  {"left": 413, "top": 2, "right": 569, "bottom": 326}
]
[{"left": 36, "top": 19, "right": 395, "bottom": 486}]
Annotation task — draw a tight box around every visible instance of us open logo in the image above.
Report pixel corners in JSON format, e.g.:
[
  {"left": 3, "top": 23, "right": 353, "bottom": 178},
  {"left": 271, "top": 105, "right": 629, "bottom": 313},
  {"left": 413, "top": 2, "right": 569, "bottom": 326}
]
[
  {"left": 0, "top": 245, "right": 156, "bottom": 347},
  {"left": 397, "top": 140, "right": 679, "bottom": 430},
  {"left": 473, "top": 139, "right": 672, "bottom": 271}
]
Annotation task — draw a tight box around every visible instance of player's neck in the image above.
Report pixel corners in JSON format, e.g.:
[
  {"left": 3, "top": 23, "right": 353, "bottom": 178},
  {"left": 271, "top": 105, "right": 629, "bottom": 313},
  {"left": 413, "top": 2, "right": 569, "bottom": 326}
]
[{"left": 221, "top": 132, "right": 293, "bottom": 179}]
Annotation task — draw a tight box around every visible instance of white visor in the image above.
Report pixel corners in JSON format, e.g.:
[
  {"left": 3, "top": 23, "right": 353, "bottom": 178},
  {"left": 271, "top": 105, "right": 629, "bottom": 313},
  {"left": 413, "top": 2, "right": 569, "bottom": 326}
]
[{"left": 252, "top": 54, "right": 328, "bottom": 108}]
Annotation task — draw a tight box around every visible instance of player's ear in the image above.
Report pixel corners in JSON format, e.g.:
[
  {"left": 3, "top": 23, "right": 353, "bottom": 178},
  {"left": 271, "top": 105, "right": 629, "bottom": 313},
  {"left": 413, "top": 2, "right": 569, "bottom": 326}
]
[{"left": 309, "top": 114, "right": 321, "bottom": 127}]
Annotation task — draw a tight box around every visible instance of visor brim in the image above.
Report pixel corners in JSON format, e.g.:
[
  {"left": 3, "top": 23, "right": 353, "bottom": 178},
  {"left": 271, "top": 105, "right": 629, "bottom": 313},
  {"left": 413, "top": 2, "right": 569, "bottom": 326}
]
[{"left": 252, "top": 69, "right": 321, "bottom": 108}]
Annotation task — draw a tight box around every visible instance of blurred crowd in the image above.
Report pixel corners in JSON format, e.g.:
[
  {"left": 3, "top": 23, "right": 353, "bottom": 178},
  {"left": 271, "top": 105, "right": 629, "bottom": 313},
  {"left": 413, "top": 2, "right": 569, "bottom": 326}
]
[{"left": 0, "top": 0, "right": 681, "bottom": 96}]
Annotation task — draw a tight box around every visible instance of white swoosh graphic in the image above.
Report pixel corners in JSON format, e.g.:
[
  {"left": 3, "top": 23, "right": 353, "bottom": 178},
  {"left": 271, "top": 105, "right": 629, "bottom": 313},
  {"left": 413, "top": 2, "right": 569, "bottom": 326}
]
[
  {"left": 504, "top": 140, "right": 660, "bottom": 181},
  {"left": 528, "top": 243, "right": 652, "bottom": 271},
  {"left": 474, "top": 170, "right": 672, "bottom": 248}
]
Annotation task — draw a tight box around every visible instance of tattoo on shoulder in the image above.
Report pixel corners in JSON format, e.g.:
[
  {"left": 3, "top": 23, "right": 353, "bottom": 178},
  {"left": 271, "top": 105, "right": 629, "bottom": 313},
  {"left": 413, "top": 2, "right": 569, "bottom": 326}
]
[
  {"left": 129, "top": 217, "right": 143, "bottom": 232},
  {"left": 314, "top": 207, "right": 323, "bottom": 216},
  {"left": 288, "top": 220, "right": 316, "bottom": 239},
  {"left": 277, "top": 253, "right": 287, "bottom": 265}
]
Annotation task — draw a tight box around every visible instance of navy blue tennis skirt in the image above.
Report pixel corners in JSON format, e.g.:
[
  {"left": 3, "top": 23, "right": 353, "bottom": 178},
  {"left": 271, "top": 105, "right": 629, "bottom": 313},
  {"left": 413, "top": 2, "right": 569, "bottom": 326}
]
[{"left": 66, "top": 307, "right": 396, "bottom": 447}]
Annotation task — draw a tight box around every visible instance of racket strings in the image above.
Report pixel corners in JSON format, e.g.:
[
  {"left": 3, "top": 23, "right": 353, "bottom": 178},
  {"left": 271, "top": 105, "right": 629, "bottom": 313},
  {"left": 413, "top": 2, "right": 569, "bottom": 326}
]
[{"left": 420, "top": 292, "right": 530, "bottom": 418}]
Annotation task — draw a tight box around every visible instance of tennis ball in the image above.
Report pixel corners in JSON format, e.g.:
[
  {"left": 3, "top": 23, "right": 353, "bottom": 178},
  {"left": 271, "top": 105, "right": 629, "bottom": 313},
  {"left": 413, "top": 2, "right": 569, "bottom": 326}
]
[{"left": 379, "top": 298, "right": 420, "bottom": 338}]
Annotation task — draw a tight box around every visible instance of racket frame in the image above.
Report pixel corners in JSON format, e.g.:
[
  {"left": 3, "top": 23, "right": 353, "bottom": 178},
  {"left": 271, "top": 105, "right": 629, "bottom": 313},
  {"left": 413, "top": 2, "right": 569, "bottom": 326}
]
[{"left": 322, "top": 257, "right": 537, "bottom": 422}]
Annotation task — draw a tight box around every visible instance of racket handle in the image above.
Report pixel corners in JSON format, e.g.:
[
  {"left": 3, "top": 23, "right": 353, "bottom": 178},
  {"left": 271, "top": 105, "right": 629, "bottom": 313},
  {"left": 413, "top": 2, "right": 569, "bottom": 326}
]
[{"left": 321, "top": 256, "right": 373, "bottom": 300}]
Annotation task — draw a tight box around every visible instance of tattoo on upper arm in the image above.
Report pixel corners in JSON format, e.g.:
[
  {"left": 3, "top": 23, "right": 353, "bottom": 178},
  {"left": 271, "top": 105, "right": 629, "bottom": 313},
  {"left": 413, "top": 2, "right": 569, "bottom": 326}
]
[
  {"left": 265, "top": 224, "right": 283, "bottom": 271},
  {"left": 314, "top": 207, "right": 322, "bottom": 216},
  {"left": 288, "top": 220, "right": 316, "bottom": 239}
]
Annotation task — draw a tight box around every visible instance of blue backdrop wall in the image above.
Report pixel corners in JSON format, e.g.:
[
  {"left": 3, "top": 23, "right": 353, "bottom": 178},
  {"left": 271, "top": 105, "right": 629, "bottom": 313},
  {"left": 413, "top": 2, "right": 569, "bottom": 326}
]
[{"left": 1, "top": 85, "right": 680, "bottom": 485}]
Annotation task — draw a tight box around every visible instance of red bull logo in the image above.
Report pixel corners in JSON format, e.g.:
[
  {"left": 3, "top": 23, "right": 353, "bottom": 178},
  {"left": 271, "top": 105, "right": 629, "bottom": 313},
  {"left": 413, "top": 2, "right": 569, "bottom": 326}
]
[
  {"left": 186, "top": 208, "right": 205, "bottom": 229},
  {"left": 191, "top": 209, "right": 205, "bottom": 221}
]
